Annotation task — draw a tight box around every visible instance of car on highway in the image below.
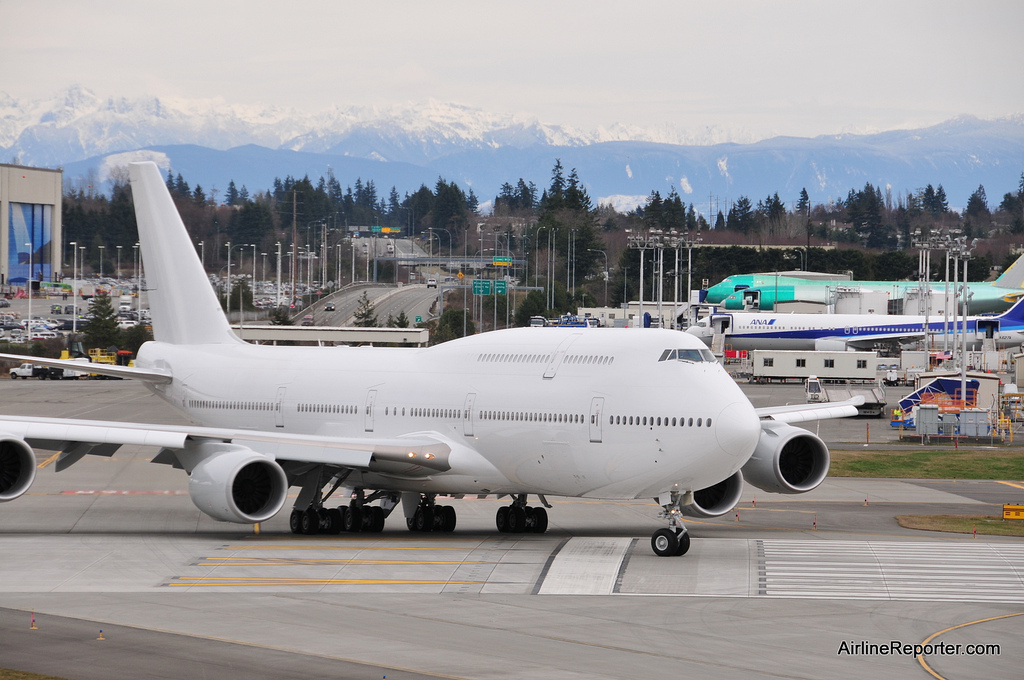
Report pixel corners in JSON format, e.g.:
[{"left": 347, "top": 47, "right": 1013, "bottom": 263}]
[
  {"left": 324, "top": 302, "right": 336, "bottom": 312},
  {"left": 301, "top": 314, "right": 314, "bottom": 326},
  {"left": 426, "top": 278, "right": 437, "bottom": 288}
]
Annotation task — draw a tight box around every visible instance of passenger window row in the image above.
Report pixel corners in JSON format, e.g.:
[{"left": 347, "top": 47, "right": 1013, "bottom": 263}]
[
  {"left": 479, "top": 410, "right": 585, "bottom": 424},
  {"left": 477, "top": 353, "right": 615, "bottom": 366},
  {"left": 609, "top": 414, "right": 712, "bottom": 428},
  {"left": 298, "top": 403, "right": 357, "bottom": 414},
  {"left": 189, "top": 399, "right": 278, "bottom": 412}
]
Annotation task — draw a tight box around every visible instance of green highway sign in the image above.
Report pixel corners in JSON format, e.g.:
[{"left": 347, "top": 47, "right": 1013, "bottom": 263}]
[
  {"left": 494, "top": 280, "right": 507, "bottom": 294},
  {"left": 492, "top": 256, "right": 513, "bottom": 266},
  {"left": 415, "top": 316, "right": 422, "bottom": 324},
  {"left": 472, "top": 279, "right": 491, "bottom": 295},
  {"left": 371, "top": 225, "right": 382, "bottom": 233}
]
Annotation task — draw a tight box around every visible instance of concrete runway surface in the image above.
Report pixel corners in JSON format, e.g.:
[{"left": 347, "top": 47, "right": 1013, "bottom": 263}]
[{"left": 0, "top": 379, "right": 1022, "bottom": 679}]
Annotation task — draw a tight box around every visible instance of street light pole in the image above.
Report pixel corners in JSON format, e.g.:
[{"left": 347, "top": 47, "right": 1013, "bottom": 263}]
[
  {"left": 588, "top": 248, "right": 608, "bottom": 307},
  {"left": 25, "top": 243, "right": 32, "bottom": 341},
  {"left": 116, "top": 245, "right": 122, "bottom": 280},
  {"left": 70, "top": 241, "right": 78, "bottom": 334},
  {"left": 98, "top": 245, "right": 105, "bottom": 279}
]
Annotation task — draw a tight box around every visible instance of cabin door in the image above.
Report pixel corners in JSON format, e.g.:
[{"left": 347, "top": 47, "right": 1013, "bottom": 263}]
[
  {"left": 364, "top": 390, "right": 377, "bottom": 432},
  {"left": 589, "top": 397, "right": 605, "bottom": 443}
]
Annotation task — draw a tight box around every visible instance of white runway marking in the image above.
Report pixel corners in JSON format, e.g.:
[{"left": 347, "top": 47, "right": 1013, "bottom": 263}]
[
  {"left": 537, "top": 537, "right": 632, "bottom": 595},
  {"left": 759, "top": 540, "right": 1024, "bottom": 603}
]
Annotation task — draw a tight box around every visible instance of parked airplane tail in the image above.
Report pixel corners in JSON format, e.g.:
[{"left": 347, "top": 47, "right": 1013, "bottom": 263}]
[
  {"left": 997, "top": 295, "right": 1024, "bottom": 323},
  {"left": 993, "top": 251, "right": 1024, "bottom": 289},
  {"left": 129, "top": 161, "right": 240, "bottom": 346}
]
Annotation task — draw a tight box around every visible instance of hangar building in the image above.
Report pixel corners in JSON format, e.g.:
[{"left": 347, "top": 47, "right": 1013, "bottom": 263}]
[{"left": 0, "top": 163, "right": 63, "bottom": 286}]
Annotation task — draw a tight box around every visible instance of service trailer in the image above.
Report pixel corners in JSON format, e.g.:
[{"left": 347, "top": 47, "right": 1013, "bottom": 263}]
[{"left": 750, "top": 349, "right": 878, "bottom": 382}]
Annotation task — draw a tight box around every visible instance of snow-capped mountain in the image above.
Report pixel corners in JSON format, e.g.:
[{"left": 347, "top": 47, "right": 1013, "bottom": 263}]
[{"left": 3, "top": 87, "right": 1023, "bottom": 212}]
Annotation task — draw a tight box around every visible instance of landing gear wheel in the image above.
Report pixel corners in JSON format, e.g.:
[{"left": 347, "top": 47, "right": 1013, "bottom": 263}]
[
  {"left": 495, "top": 506, "right": 510, "bottom": 533},
  {"left": 300, "top": 508, "right": 320, "bottom": 535},
  {"left": 344, "top": 505, "right": 363, "bottom": 532},
  {"left": 674, "top": 530, "right": 690, "bottom": 556},
  {"left": 651, "top": 528, "right": 679, "bottom": 557},
  {"left": 369, "top": 506, "right": 385, "bottom": 532},
  {"left": 289, "top": 509, "right": 302, "bottom": 534},
  {"left": 531, "top": 507, "right": 548, "bottom": 534},
  {"left": 439, "top": 505, "right": 457, "bottom": 532},
  {"left": 507, "top": 506, "right": 526, "bottom": 533},
  {"left": 326, "top": 508, "right": 344, "bottom": 535},
  {"left": 414, "top": 505, "right": 434, "bottom": 532}
]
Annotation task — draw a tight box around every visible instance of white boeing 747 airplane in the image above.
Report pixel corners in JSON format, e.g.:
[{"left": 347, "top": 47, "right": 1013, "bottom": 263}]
[{"left": 0, "top": 162, "right": 862, "bottom": 556}]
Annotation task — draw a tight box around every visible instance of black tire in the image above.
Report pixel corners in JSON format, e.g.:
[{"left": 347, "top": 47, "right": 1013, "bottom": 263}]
[
  {"left": 440, "top": 505, "right": 457, "bottom": 532},
  {"left": 651, "top": 528, "right": 679, "bottom": 557},
  {"left": 301, "top": 508, "right": 319, "bottom": 535},
  {"left": 674, "top": 531, "right": 691, "bottom": 556},
  {"left": 495, "top": 506, "right": 510, "bottom": 533},
  {"left": 344, "top": 506, "right": 362, "bottom": 532},
  {"left": 369, "top": 506, "right": 385, "bottom": 532},
  {"left": 531, "top": 507, "right": 548, "bottom": 534},
  {"left": 326, "top": 508, "right": 343, "bottom": 535},
  {"left": 414, "top": 506, "right": 434, "bottom": 532},
  {"left": 289, "top": 509, "right": 302, "bottom": 534},
  {"left": 507, "top": 506, "right": 526, "bottom": 533}
]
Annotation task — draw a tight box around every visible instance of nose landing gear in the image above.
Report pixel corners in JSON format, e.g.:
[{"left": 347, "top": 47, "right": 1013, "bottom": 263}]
[{"left": 652, "top": 490, "right": 690, "bottom": 556}]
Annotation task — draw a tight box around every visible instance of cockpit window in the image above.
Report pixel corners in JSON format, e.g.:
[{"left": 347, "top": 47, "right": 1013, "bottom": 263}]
[{"left": 659, "top": 348, "right": 717, "bottom": 363}]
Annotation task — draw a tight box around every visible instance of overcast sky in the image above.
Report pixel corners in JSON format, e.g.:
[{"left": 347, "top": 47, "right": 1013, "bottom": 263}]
[{"left": 3, "top": 0, "right": 1023, "bottom": 139}]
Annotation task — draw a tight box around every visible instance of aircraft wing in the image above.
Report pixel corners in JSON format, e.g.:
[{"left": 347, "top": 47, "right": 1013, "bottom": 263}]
[
  {"left": 0, "top": 353, "right": 172, "bottom": 384},
  {"left": 755, "top": 396, "right": 864, "bottom": 424},
  {"left": 0, "top": 415, "right": 452, "bottom": 473}
]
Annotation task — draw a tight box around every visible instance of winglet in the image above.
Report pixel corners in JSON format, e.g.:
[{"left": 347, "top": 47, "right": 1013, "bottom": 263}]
[{"left": 129, "top": 162, "right": 240, "bottom": 346}]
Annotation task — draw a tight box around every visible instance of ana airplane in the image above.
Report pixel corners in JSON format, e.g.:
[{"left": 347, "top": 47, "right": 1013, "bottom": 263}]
[
  {"left": 704, "top": 255, "right": 1024, "bottom": 313},
  {"left": 0, "top": 161, "right": 862, "bottom": 557},
  {"left": 686, "top": 297, "right": 1024, "bottom": 352}
]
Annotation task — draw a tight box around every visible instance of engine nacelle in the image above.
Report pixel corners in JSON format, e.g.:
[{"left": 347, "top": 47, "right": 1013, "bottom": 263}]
[
  {"left": 0, "top": 438, "right": 36, "bottom": 502},
  {"left": 743, "top": 422, "right": 830, "bottom": 494},
  {"left": 188, "top": 444, "right": 289, "bottom": 523},
  {"left": 680, "top": 470, "right": 744, "bottom": 518}
]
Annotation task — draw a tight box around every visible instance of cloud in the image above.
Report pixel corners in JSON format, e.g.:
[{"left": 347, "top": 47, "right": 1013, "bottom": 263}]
[{"left": 680, "top": 176, "right": 693, "bottom": 194}]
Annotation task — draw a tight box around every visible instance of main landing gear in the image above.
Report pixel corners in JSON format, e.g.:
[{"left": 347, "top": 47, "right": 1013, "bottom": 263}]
[
  {"left": 651, "top": 490, "right": 690, "bottom": 556},
  {"left": 495, "top": 494, "right": 548, "bottom": 534},
  {"left": 405, "top": 493, "right": 457, "bottom": 533},
  {"left": 289, "top": 469, "right": 397, "bottom": 535}
]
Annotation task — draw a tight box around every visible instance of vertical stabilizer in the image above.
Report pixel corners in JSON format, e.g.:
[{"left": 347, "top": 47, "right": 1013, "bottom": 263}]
[
  {"left": 997, "top": 296, "right": 1024, "bottom": 323},
  {"left": 130, "top": 162, "right": 240, "bottom": 345},
  {"left": 994, "top": 251, "right": 1024, "bottom": 289}
]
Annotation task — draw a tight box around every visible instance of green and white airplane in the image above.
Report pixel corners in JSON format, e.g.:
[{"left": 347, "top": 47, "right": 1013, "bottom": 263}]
[{"left": 705, "top": 253, "right": 1024, "bottom": 313}]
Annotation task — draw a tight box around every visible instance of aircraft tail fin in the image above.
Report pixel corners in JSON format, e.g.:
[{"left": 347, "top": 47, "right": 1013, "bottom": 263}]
[
  {"left": 993, "top": 251, "right": 1024, "bottom": 289},
  {"left": 997, "top": 295, "right": 1024, "bottom": 323},
  {"left": 129, "top": 161, "right": 240, "bottom": 346}
]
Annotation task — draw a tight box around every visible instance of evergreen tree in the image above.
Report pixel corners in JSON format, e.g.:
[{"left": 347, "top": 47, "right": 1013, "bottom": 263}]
[
  {"left": 353, "top": 292, "right": 378, "bottom": 327},
  {"left": 83, "top": 294, "right": 120, "bottom": 350},
  {"left": 432, "top": 309, "right": 474, "bottom": 344},
  {"left": 225, "top": 180, "right": 239, "bottom": 206}
]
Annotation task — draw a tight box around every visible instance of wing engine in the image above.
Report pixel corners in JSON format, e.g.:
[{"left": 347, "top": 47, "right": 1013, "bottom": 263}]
[
  {"left": 679, "top": 470, "right": 744, "bottom": 518},
  {"left": 0, "top": 437, "right": 36, "bottom": 502},
  {"left": 185, "top": 443, "right": 289, "bottom": 523},
  {"left": 742, "top": 422, "right": 830, "bottom": 494}
]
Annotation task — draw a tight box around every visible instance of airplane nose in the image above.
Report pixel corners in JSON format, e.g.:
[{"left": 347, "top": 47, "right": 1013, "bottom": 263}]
[{"left": 715, "top": 401, "right": 760, "bottom": 462}]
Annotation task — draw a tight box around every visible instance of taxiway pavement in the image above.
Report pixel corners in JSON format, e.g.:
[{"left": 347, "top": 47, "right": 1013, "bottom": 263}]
[{"left": 1, "top": 379, "right": 1022, "bottom": 679}]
